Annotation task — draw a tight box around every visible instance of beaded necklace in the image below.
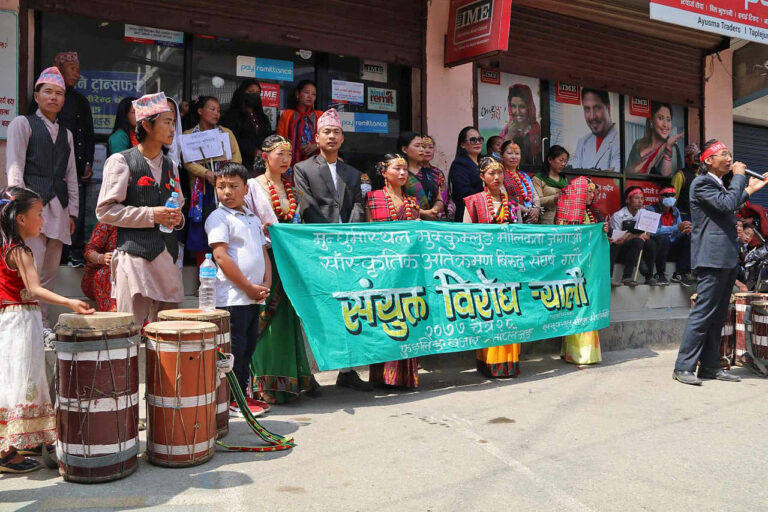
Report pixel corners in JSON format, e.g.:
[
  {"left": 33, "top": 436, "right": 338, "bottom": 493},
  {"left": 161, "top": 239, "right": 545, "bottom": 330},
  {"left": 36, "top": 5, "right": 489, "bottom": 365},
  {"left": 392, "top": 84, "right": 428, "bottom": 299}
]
[
  {"left": 506, "top": 168, "right": 532, "bottom": 203},
  {"left": 266, "top": 175, "right": 297, "bottom": 222},
  {"left": 384, "top": 190, "right": 417, "bottom": 221},
  {"left": 484, "top": 189, "right": 509, "bottom": 224}
]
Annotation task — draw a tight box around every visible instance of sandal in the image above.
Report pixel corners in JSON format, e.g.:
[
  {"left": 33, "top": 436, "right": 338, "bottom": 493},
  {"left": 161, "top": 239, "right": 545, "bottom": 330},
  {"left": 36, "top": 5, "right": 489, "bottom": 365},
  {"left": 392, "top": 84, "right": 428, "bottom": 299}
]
[
  {"left": 0, "top": 450, "right": 42, "bottom": 474},
  {"left": 17, "top": 444, "right": 55, "bottom": 457}
]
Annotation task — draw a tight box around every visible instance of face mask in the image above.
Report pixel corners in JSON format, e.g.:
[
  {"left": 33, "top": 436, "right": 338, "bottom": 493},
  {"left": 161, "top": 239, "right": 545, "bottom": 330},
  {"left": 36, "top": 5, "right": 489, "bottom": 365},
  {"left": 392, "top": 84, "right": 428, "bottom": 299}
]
[
  {"left": 491, "top": 152, "right": 500, "bottom": 160},
  {"left": 244, "top": 93, "right": 262, "bottom": 109},
  {"left": 662, "top": 197, "right": 676, "bottom": 208}
]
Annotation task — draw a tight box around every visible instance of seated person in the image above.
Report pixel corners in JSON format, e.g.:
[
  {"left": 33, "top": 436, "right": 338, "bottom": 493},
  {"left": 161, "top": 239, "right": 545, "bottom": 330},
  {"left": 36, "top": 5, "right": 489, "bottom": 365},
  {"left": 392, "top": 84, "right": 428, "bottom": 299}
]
[
  {"left": 740, "top": 202, "right": 768, "bottom": 248},
  {"left": 647, "top": 187, "right": 694, "bottom": 286},
  {"left": 736, "top": 221, "right": 755, "bottom": 292},
  {"left": 609, "top": 186, "right": 660, "bottom": 286}
]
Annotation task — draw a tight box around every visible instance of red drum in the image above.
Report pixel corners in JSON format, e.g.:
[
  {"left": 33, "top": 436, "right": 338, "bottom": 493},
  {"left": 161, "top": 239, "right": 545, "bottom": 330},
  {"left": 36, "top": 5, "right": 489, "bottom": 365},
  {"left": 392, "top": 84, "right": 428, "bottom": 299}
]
[
  {"left": 748, "top": 301, "right": 768, "bottom": 362},
  {"left": 55, "top": 312, "right": 140, "bottom": 483},
  {"left": 145, "top": 321, "right": 218, "bottom": 467},
  {"left": 158, "top": 309, "right": 231, "bottom": 439},
  {"left": 720, "top": 300, "right": 735, "bottom": 370},
  {"left": 734, "top": 293, "right": 768, "bottom": 365}
]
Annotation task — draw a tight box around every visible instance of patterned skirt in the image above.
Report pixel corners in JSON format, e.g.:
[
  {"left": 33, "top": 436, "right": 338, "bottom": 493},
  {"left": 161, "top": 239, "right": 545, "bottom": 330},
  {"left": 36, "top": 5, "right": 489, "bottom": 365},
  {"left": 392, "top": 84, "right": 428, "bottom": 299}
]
[
  {"left": 0, "top": 304, "right": 56, "bottom": 452},
  {"left": 476, "top": 343, "right": 520, "bottom": 378},
  {"left": 369, "top": 358, "right": 420, "bottom": 388}
]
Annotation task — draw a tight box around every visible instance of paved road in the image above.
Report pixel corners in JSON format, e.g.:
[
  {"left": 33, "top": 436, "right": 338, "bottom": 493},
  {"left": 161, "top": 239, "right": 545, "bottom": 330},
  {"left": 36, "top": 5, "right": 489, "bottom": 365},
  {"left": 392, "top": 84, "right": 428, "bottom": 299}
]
[{"left": 1, "top": 348, "right": 765, "bottom": 512}]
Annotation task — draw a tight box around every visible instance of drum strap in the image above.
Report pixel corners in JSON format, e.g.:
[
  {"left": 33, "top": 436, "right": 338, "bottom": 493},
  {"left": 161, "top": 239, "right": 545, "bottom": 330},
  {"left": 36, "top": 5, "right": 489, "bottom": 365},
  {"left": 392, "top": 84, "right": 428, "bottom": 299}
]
[
  {"left": 58, "top": 443, "right": 139, "bottom": 469},
  {"left": 54, "top": 335, "right": 141, "bottom": 353}
]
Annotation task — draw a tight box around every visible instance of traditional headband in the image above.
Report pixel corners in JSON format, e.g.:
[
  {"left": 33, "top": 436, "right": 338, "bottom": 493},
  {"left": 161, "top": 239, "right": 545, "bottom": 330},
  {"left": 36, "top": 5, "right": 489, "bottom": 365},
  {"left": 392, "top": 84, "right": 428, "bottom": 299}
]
[
  {"left": 422, "top": 136, "right": 435, "bottom": 145},
  {"left": 587, "top": 181, "right": 597, "bottom": 192},
  {"left": 263, "top": 136, "right": 292, "bottom": 153},
  {"left": 700, "top": 141, "right": 728, "bottom": 162},
  {"left": 480, "top": 159, "right": 504, "bottom": 173},
  {"left": 379, "top": 155, "right": 407, "bottom": 173},
  {"left": 659, "top": 187, "right": 676, "bottom": 195},
  {"left": 626, "top": 188, "right": 643, "bottom": 199}
]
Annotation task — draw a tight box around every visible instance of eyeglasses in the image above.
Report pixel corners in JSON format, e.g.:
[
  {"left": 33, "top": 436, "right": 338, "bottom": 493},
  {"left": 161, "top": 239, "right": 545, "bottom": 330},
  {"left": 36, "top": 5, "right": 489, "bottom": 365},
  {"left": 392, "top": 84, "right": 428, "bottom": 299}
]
[
  {"left": 467, "top": 136, "right": 484, "bottom": 144},
  {"left": 715, "top": 151, "right": 733, "bottom": 159}
]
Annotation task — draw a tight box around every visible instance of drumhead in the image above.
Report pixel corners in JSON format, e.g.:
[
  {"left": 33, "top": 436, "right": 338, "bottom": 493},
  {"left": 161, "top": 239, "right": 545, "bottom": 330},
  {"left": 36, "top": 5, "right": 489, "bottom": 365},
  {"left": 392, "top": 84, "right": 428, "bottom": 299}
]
[
  {"left": 55, "top": 312, "right": 137, "bottom": 336},
  {"left": 158, "top": 309, "right": 230, "bottom": 322},
  {"left": 144, "top": 321, "right": 219, "bottom": 336}
]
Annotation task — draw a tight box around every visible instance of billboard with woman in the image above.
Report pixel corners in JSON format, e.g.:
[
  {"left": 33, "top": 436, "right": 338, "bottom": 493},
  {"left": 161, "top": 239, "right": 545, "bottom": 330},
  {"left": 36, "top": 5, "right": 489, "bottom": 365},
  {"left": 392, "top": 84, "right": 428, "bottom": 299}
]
[{"left": 623, "top": 97, "right": 686, "bottom": 176}]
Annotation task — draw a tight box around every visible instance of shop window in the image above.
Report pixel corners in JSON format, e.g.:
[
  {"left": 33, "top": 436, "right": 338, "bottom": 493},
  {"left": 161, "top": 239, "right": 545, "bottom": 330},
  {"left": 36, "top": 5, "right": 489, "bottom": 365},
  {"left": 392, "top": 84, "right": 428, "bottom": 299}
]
[{"left": 39, "top": 13, "right": 184, "bottom": 136}]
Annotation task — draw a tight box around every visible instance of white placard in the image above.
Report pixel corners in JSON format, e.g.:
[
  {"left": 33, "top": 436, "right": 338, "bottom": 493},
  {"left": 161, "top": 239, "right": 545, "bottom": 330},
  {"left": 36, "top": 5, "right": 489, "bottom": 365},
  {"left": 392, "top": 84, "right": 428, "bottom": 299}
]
[
  {"left": 331, "top": 80, "right": 365, "bottom": 105},
  {"left": 180, "top": 130, "right": 231, "bottom": 163},
  {"left": 635, "top": 209, "right": 661, "bottom": 234},
  {"left": 219, "top": 132, "right": 232, "bottom": 160},
  {"left": 610, "top": 229, "right": 627, "bottom": 242},
  {"left": 0, "top": 10, "right": 18, "bottom": 140},
  {"left": 361, "top": 60, "right": 387, "bottom": 82}
]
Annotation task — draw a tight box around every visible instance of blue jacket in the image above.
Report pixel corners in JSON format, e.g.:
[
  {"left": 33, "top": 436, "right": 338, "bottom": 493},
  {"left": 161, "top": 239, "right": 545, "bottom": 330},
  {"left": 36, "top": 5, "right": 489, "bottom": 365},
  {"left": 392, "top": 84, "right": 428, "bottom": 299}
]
[
  {"left": 690, "top": 173, "right": 748, "bottom": 269},
  {"left": 648, "top": 203, "right": 682, "bottom": 242}
]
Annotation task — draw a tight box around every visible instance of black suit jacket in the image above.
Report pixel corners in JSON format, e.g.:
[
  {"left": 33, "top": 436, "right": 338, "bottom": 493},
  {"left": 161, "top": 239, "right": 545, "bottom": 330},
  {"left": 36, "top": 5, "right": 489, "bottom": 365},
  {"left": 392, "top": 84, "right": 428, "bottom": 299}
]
[{"left": 293, "top": 155, "right": 365, "bottom": 224}]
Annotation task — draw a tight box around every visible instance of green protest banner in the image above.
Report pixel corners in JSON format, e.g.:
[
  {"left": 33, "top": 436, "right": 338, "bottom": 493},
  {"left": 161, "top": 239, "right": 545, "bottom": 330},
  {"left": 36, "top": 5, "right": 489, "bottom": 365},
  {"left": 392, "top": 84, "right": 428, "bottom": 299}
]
[{"left": 269, "top": 222, "right": 610, "bottom": 371}]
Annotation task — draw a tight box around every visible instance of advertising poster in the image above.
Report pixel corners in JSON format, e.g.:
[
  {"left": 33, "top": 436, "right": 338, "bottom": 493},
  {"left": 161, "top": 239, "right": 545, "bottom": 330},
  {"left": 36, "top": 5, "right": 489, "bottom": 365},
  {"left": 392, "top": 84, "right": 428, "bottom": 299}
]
[
  {"left": 236, "top": 56, "right": 294, "bottom": 82},
  {"left": 76, "top": 71, "right": 145, "bottom": 135},
  {"left": 590, "top": 177, "right": 622, "bottom": 219},
  {"left": 623, "top": 96, "right": 686, "bottom": 177},
  {"left": 124, "top": 24, "right": 184, "bottom": 47},
  {"left": 339, "top": 112, "right": 388, "bottom": 134},
  {"left": 549, "top": 83, "right": 622, "bottom": 173},
  {"left": 477, "top": 70, "right": 541, "bottom": 166},
  {"left": 331, "top": 80, "right": 365, "bottom": 105},
  {"left": 367, "top": 87, "right": 397, "bottom": 112},
  {"left": 650, "top": 0, "right": 768, "bottom": 45},
  {"left": 0, "top": 10, "right": 18, "bottom": 139}
]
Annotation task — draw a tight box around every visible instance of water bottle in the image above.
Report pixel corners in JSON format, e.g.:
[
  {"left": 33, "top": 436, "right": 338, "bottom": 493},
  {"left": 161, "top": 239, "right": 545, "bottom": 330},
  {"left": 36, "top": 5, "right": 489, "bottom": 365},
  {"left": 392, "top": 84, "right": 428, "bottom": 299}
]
[
  {"left": 160, "top": 192, "right": 180, "bottom": 234},
  {"left": 199, "top": 253, "right": 217, "bottom": 311}
]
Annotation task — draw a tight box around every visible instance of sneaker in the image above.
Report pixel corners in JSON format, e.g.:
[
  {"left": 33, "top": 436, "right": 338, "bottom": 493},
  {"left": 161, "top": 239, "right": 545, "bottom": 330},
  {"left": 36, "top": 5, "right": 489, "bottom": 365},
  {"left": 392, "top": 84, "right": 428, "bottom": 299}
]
[
  {"left": 645, "top": 275, "right": 659, "bottom": 286},
  {"left": 229, "top": 400, "right": 265, "bottom": 418},
  {"left": 245, "top": 396, "right": 270, "bottom": 413},
  {"left": 622, "top": 277, "right": 638, "bottom": 287},
  {"left": 681, "top": 273, "right": 697, "bottom": 286},
  {"left": 656, "top": 273, "right": 670, "bottom": 286},
  {"left": 671, "top": 272, "right": 683, "bottom": 284}
]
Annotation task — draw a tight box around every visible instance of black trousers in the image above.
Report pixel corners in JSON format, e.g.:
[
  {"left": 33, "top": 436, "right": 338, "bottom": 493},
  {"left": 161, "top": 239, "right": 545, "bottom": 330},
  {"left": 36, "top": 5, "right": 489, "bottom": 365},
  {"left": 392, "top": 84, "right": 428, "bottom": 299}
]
[
  {"left": 610, "top": 237, "right": 657, "bottom": 279},
  {"left": 70, "top": 182, "right": 87, "bottom": 260},
  {"left": 675, "top": 266, "right": 737, "bottom": 372},
  {"left": 668, "top": 234, "right": 692, "bottom": 275},
  {"left": 222, "top": 304, "right": 261, "bottom": 395}
]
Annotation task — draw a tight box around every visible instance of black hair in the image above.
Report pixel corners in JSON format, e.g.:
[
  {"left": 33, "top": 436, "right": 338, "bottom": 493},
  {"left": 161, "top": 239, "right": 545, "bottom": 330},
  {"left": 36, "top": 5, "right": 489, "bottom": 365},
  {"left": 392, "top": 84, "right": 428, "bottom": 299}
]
[
  {"left": 112, "top": 96, "right": 137, "bottom": 136},
  {"left": 486, "top": 136, "right": 503, "bottom": 156},
  {"left": 699, "top": 139, "right": 720, "bottom": 173},
  {"left": 220, "top": 79, "right": 272, "bottom": 172},
  {"left": 215, "top": 162, "right": 250, "bottom": 185},
  {"left": 544, "top": 145, "right": 570, "bottom": 171},
  {"left": 252, "top": 134, "right": 291, "bottom": 176},
  {"left": 34, "top": 83, "right": 45, "bottom": 93},
  {"left": 397, "top": 131, "right": 422, "bottom": 160},
  {"left": 291, "top": 80, "right": 317, "bottom": 109},
  {"left": 641, "top": 102, "right": 673, "bottom": 145},
  {"left": 135, "top": 113, "right": 160, "bottom": 143},
  {"left": 455, "top": 126, "right": 478, "bottom": 159},
  {"left": 0, "top": 187, "right": 42, "bottom": 255},
  {"left": 189, "top": 95, "right": 220, "bottom": 128},
  {"left": 499, "top": 139, "right": 519, "bottom": 156},
  {"left": 581, "top": 88, "right": 610, "bottom": 107},
  {"left": 376, "top": 153, "right": 405, "bottom": 175}
]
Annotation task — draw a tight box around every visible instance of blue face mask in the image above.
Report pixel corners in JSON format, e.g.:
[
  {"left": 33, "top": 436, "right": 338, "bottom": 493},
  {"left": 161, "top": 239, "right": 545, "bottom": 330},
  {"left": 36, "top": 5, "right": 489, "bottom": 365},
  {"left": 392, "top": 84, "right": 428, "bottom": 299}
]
[{"left": 662, "top": 197, "right": 676, "bottom": 208}]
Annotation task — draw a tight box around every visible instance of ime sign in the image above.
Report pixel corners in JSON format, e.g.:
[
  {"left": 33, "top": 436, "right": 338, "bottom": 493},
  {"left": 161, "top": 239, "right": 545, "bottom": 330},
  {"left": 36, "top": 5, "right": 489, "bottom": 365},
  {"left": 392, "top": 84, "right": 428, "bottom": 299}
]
[
  {"left": 650, "top": 0, "right": 768, "bottom": 45},
  {"left": 445, "top": 0, "right": 512, "bottom": 67}
]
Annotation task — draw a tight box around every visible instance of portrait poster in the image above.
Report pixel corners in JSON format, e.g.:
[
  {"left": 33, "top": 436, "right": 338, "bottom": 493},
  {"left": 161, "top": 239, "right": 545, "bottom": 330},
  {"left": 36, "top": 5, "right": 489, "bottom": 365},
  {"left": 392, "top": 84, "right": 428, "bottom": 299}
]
[
  {"left": 623, "top": 96, "right": 686, "bottom": 177},
  {"left": 477, "top": 70, "right": 542, "bottom": 166},
  {"left": 549, "top": 83, "right": 621, "bottom": 173}
]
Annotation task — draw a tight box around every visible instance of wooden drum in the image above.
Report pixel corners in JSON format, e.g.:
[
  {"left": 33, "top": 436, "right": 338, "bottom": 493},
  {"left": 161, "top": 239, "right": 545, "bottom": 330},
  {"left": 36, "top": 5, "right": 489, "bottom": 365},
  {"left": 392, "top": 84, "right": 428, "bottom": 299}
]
[
  {"left": 734, "top": 293, "right": 768, "bottom": 365},
  {"left": 158, "top": 309, "right": 231, "bottom": 439},
  {"left": 690, "top": 294, "right": 735, "bottom": 369},
  {"left": 145, "top": 321, "right": 218, "bottom": 467},
  {"left": 55, "top": 312, "right": 140, "bottom": 483},
  {"left": 749, "top": 301, "right": 768, "bottom": 362}
]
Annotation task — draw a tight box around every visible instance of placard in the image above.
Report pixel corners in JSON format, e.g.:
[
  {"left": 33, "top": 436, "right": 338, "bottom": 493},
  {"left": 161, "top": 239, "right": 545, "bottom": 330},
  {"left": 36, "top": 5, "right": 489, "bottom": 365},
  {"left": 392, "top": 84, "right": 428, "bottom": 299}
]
[
  {"left": 635, "top": 209, "right": 661, "bottom": 234},
  {"left": 0, "top": 10, "right": 18, "bottom": 139},
  {"left": 260, "top": 82, "right": 280, "bottom": 109},
  {"left": 367, "top": 87, "right": 397, "bottom": 112},
  {"left": 180, "top": 130, "right": 232, "bottom": 162},
  {"left": 75, "top": 71, "right": 145, "bottom": 135},
  {"left": 124, "top": 24, "right": 183, "bottom": 47},
  {"left": 236, "top": 56, "right": 294, "bottom": 82},
  {"left": 361, "top": 60, "right": 388, "bottom": 82},
  {"left": 650, "top": 0, "right": 768, "bottom": 45},
  {"left": 331, "top": 80, "right": 365, "bottom": 105}
]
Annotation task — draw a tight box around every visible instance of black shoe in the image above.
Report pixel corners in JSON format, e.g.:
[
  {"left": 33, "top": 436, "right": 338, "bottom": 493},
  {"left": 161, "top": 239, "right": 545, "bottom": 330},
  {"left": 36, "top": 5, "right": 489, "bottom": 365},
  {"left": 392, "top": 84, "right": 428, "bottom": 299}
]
[
  {"left": 645, "top": 275, "right": 659, "bottom": 286},
  {"left": 622, "top": 277, "right": 638, "bottom": 287},
  {"left": 697, "top": 367, "right": 741, "bottom": 382},
  {"left": 336, "top": 371, "right": 373, "bottom": 391},
  {"left": 656, "top": 273, "right": 670, "bottom": 286},
  {"left": 680, "top": 273, "right": 696, "bottom": 286},
  {"left": 673, "top": 370, "right": 703, "bottom": 385},
  {"left": 671, "top": 272, "right": 683, "bottom": 284}
]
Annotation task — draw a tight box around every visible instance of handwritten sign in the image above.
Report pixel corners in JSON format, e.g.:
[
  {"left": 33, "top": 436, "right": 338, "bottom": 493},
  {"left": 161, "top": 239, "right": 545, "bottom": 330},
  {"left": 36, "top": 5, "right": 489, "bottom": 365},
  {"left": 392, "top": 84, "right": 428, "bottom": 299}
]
[
  {"left": 0, "top": 10, "right": 18, "bottom": 139},
  {"left": 331, "top": 80, "right": 365, "bottom": 105},
  {"left": 635, "top": 209, "right": 661, "bottom": 234},
  {"left": 179, "top": 130, "right": 232, "bottom": 163}
]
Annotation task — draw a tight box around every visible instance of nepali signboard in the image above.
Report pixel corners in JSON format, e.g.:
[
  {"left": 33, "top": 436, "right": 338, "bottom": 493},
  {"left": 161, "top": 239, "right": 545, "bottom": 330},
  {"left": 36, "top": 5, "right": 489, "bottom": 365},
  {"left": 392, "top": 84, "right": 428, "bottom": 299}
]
[
  {"left": 445, "top": 0, "right": 512, "bottom": 67},
  {"left": 650, "top": 0, "right": 768, "bottom": 45},
  {"left": 270, "top": 222, "right": 610, "bottom": 371}
]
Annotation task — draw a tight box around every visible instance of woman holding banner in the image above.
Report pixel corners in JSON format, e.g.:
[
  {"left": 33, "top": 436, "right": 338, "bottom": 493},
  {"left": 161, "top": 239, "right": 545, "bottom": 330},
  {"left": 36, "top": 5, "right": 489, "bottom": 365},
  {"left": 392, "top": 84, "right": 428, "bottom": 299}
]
[
  {"left": 463, "top": 157, "right": 522, "bottom": 377},
  {"left": 399, "top": 132, "right": 446, "bottom": 221},
  {"left": 533, "top": 145, "right": 570, "bottom": 225},
  {"left": 365, "top": 153, "right": 421, "bottom": 388},
  {"left": 500, "top": 140, "right": 540, "bottom": 223}
]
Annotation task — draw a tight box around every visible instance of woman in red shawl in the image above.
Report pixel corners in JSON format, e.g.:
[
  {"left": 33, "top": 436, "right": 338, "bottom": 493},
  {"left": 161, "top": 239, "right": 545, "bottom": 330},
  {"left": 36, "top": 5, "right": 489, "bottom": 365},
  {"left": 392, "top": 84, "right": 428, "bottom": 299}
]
[
  {"left": 277, "top": 80, "right": 323, "bottom": 168},
  {"left": 555, "top": 176, "right": 609, "bottom": 364},
  {"left": 500, "top": 84, "right": 541, "bottom": 166},
  {"left": 365, "top": 153, "right": 421, "bottom": 388}
]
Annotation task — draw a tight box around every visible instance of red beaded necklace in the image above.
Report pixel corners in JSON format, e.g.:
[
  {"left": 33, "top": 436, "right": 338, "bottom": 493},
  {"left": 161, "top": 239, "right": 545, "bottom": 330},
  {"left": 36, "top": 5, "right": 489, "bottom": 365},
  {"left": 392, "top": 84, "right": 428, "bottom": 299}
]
[
  {"left": 586, "top": 208, "right": 596, "bottom": 224},
  {"left": 385, "top": 190, "right": 417, "bottom": 221},
  {"left": 484, "top": 189, "right": 510, "bottom": 224},
  {"left": 266, "top": 175, "right": 297, "bottom": 222},
  {"left": 506, "top": 168, "right": 531, "bottom": 203}
]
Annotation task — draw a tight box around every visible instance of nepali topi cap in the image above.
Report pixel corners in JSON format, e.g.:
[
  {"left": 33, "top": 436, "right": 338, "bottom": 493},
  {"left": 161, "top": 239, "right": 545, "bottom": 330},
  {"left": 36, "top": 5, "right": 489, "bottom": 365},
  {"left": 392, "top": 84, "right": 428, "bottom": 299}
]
[
  {"left": 54, "top": 52, "right": 79, "bottom": 67},
  {"left": 317, "top": 108, "right": 342, "bottom": 131},
  {"left": 35, "top": 67, "right": 66, "bottom": 90},
  {"left": 132, "top": 92, "right": 172, "bottom": 123}
]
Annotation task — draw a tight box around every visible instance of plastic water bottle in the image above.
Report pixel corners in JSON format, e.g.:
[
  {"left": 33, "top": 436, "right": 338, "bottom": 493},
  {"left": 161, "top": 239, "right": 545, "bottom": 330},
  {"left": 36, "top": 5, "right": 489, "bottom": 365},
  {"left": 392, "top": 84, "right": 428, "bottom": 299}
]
[
  {"left": 160, "top": 192, "right": 179, "bottom": 234},
  {"left": 199, "top": 253, "right": 217, "bottom": 311}
]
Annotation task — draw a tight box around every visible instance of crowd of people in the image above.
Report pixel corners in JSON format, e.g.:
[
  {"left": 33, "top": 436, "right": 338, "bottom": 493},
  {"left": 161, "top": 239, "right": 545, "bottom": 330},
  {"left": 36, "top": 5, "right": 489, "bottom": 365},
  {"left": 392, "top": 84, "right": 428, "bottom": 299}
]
[{"left": 1, "top": 52, "right": 766, "bottom": 473}]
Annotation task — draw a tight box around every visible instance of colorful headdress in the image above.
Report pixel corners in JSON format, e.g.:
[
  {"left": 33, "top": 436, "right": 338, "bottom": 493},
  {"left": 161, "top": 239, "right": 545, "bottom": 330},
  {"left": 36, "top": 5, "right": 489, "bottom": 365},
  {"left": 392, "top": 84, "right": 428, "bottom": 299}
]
[
  {"left": 586, "top": 177, "right": 597, "bottom": 192},
  {"left": 422, "top": 136, "right": 435, "bottom": 145},
  {"left": 317, "top": 108, "right": 342, "bottom": 131},
  {"left": 262, "top": 136, "right": 292, "bottom": 153},
  {"left": 35, "top": 67, "right": 66, "bottom": 90},
  {"left": 700, "top": 141, "right": 728, "bottom": 162},
  {"left": 132, "top": 92, "right": 172, "bottom": 123},
  {"left": 480, "top": 158, "right": 504, "bottom": 174},
  {"left": 378, "top": 154, "right": 407, "bottom": 174},
  {"left": 54, "top": 52, "right": 79, "bottom": 67}
]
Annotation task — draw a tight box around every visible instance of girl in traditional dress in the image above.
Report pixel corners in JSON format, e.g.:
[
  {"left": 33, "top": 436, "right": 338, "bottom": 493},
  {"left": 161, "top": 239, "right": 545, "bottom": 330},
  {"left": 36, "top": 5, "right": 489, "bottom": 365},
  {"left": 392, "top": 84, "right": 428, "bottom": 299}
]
[
  {"left": 0, "top": 187, "right": 92, "bottom": 473},
  {"left": 365, "top": 153, "right": 421, "bottom": 388},
  {"left": 246, "top": 135, "right": 318, "bottom": 404},
  {"left": 399, "top": 132, "right": 446, "bottom": 220},
  {"left": 500, "top": 140, "right": 541, "bottom": 224},
  {"left": 555, "top": 176, "right": 609, "bottom": 364},
  {"left": 463, "top": 158, "right": 522, "bottom": 377}
]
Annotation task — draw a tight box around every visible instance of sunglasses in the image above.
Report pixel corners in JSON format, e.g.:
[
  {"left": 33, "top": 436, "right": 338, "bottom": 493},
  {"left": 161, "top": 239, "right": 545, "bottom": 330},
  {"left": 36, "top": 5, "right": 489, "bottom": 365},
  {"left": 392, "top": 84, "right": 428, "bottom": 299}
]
[{"left": 466, "top": 136, "right": 484, "bottom": 144}]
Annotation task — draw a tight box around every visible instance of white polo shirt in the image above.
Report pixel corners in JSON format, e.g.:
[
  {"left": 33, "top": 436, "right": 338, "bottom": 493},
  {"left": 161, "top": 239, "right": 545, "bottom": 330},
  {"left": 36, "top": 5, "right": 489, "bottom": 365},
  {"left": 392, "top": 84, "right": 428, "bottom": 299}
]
[{"left": 205, "top": 204, "right": 267, "bottom": 307}]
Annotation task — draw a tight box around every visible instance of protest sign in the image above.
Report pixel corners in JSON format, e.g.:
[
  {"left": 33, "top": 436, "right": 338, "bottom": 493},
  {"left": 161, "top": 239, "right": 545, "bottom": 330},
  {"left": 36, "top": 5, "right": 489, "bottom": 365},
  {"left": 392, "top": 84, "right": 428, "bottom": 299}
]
[{"left": 179, "top": 130, "right": 231, "bottom": 162}]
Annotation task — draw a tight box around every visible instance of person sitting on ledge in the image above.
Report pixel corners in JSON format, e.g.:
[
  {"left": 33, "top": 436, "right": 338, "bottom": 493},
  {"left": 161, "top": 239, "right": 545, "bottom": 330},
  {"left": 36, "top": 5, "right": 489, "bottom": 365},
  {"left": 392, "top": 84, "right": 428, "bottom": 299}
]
[
  {"left": 609, "top": 186, "right": 659, "bottom": 287},
  {"left": 646, "top": 187, "right": 693, "bottom": 286}
]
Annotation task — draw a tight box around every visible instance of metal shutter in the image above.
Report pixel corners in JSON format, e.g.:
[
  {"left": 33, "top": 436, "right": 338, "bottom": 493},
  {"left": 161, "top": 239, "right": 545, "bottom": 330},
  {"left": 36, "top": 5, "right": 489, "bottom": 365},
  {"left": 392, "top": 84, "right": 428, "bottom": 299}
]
[{"left": 734, "top": 123, "right": 768, "bottom": 209}]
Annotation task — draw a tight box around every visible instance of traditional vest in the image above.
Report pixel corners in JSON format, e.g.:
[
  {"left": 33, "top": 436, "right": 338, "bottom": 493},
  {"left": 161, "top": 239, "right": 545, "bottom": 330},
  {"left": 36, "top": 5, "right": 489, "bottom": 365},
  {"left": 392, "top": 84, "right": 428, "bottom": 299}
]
[
  {"left": 23, "top": 114, "right": 70, "bottom": 207},
  {"left": 116, "top": 147, "right": 178, "bottom": 262}
]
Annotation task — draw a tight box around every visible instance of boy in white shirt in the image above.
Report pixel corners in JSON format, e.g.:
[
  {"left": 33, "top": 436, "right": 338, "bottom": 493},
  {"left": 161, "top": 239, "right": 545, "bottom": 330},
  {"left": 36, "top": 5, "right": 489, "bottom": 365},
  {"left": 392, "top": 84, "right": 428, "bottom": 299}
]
[{"left": 205, "top": 162, "right": 272, "bottom": 417}]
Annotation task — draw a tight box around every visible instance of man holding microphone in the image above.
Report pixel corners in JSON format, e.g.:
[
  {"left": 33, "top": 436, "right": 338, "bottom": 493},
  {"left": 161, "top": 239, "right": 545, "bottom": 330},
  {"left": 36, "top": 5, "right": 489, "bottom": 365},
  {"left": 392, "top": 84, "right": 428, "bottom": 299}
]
[{"left": 673, "top": 139, "right": 768, "bottom": 385}]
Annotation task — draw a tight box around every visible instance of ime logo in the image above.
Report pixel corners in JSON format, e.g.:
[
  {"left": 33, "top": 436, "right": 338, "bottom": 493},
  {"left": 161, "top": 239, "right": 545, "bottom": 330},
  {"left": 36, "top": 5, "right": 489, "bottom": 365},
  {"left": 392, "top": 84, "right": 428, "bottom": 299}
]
[
  {"left": 745, "top": 0, "right": 768, "bottom": 9},
  {"left": 455, "top": 0, "right": 493, "bottom": 29}
]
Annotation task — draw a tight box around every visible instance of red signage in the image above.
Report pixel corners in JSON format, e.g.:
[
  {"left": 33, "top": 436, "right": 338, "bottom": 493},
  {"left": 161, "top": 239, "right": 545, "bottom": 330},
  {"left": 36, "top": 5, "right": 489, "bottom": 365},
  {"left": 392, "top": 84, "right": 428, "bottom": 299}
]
[
  {"left": 629, "top": 96, "right": 651, "bottom": 118},
  {"left": 590, "top": 177, "right": 622, "bottom": 219},
  {"left": 555, "top": 82, "right": 581, "bottom": 105},
  {"left": 259, "top": 82, "right": 280, "bottom": 109},
  {"left": 626, "top": 180, "right": 661, "bottom": 207},
  {"left": 650, "top": 0, "right": 768, "bottom": 45},
  {"left": 445, "top": 0, "right": 512, "bottom": 67},
  {"left": 480, "top": 68, "right": 501, "bottom": 85}
]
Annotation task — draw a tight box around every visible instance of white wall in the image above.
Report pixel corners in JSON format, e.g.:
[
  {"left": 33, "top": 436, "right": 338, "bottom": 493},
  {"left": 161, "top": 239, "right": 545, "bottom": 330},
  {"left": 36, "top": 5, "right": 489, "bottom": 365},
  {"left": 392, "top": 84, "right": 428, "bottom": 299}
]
[{"left": 704, "top": 49, "right": 734, "bottom": 150}]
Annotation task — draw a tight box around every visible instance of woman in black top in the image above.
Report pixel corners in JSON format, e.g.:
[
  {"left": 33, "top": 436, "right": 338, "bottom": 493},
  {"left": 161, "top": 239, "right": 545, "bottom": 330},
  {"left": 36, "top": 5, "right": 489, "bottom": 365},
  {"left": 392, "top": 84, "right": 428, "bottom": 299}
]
[
  {"left": 220, "top": 79, "right": 272, "bottom": 175},
  {"left": 448, "top": 126, "right": 484, "bottom": 222}
]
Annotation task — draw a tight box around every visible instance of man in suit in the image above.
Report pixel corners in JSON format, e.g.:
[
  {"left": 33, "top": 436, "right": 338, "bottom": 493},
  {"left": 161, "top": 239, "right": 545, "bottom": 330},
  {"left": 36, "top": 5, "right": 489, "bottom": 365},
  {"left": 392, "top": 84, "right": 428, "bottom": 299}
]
[
  {"left": 673, "top": 139, "right": 768, "bottom": 385},
  {"left": 293, "top": 108, "right": 370, "bottom": 391}
]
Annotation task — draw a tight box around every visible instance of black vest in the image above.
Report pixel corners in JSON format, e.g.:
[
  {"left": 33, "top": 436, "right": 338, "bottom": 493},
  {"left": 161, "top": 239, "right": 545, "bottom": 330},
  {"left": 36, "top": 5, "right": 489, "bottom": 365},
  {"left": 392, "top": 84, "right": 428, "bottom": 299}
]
[
  {"left": 23, "top": 114, "right": 70, "bottom": 207},
  {"left": 116, "top": 147, "right": 178, "bottom": 262}
]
